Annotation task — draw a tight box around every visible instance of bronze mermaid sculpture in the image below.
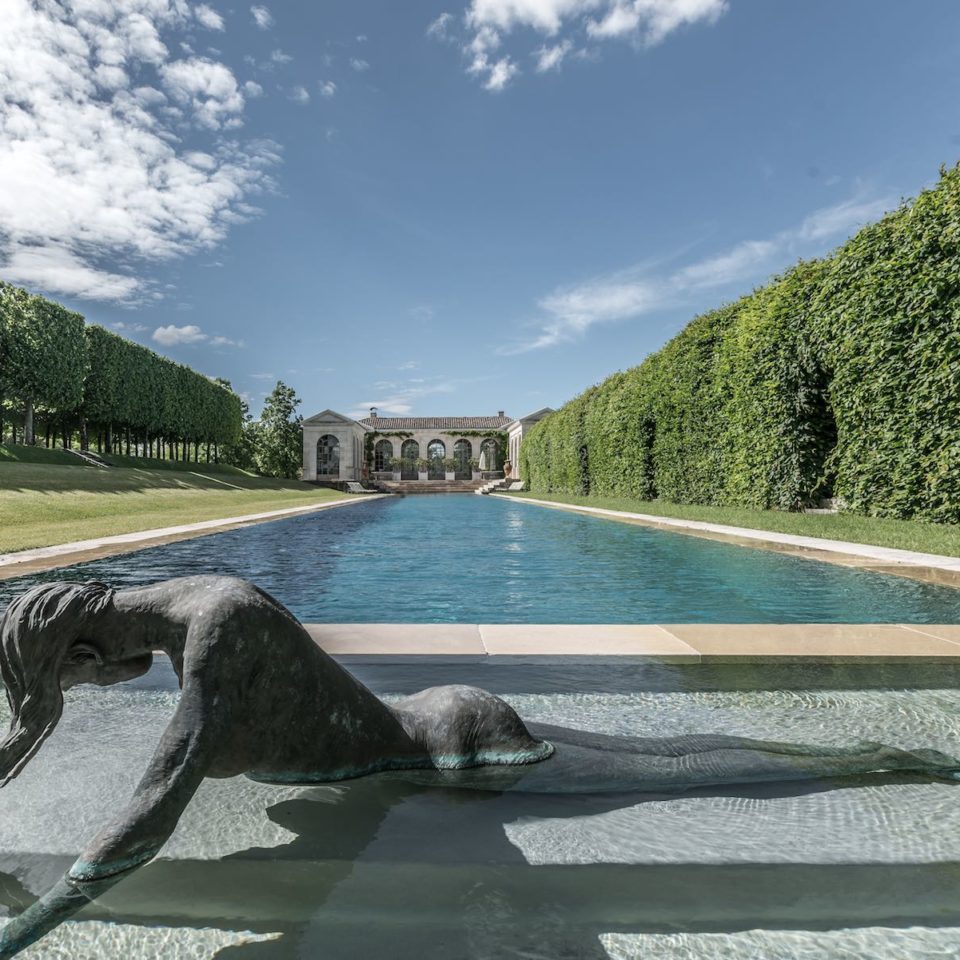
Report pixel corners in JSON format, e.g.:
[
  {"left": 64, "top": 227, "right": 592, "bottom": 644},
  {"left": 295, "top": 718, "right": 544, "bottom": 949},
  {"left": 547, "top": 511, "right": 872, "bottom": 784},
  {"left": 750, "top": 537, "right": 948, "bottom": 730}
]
[{"left": 0, "top": 575, "right": 957, "bottom": 957}]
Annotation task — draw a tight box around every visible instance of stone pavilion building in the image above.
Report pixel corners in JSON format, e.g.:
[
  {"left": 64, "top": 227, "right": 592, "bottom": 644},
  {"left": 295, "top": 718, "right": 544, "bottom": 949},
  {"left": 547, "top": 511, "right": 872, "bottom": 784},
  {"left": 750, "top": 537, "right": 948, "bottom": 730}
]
[{"left": 301, "top": 407, "right": 553, "bottom": 483}]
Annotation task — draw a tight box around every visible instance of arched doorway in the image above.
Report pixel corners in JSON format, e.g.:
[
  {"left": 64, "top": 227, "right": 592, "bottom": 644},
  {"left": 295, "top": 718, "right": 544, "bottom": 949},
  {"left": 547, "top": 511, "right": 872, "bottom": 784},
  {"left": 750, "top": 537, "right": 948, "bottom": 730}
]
[
  {"left": 427, "top": 439, "right": 445, "bottom": 480},
  {"left": 453, "top": 438, "right": 472, "bottom": 479},
  {"left": 317, "top": 434, "right": 340, "bottom": 478},
  {"left": 400, "top": 439, "right": 419, "bottom": 480},
  {"left": 374, "top": 438, "right": 393, "bottom": 473},
  {"left": 479, "top": 437, "right": 499, "bottom": 474}
]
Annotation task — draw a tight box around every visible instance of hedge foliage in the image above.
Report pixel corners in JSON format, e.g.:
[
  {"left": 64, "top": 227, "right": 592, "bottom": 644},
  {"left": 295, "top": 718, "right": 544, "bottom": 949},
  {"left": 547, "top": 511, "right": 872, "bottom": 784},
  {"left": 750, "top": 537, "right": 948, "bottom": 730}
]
[
  {"left": 0, "top": 282, "right": 241, "bottom": 455},
  {"left": 521, "top": 163, "right": 960, "bottom": 522}
]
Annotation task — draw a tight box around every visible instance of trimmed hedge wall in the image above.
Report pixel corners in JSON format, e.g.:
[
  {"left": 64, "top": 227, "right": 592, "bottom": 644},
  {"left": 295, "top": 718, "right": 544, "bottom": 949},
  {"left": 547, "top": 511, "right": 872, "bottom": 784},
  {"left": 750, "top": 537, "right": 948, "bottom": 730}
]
[
  {"left": 521, "top": 163, "right": 960, "bottom": 522},
  {"left": 0, "top": 281, "right": 242, "bottom": 458}
]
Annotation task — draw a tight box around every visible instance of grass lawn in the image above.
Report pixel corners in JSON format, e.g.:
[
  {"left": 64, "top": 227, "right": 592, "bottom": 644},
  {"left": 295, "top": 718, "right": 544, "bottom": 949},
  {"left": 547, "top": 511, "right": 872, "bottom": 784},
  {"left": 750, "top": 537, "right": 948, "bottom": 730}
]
[
  {"left": 503, "top": 491, "right": 960, "bottom": 558},
  {"left": 0, "top": 460, "right": 353, "bottom": 554}
]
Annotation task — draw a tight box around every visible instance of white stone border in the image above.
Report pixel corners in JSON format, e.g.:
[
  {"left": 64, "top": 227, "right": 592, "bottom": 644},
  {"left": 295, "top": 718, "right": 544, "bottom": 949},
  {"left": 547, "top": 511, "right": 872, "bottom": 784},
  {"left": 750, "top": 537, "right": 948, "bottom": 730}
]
[
  {"left": 493, "top": 494, "right": 960, "bottom": 573},
  {"left": 0, "top": 495, "right": 385, "bottom": 571}
]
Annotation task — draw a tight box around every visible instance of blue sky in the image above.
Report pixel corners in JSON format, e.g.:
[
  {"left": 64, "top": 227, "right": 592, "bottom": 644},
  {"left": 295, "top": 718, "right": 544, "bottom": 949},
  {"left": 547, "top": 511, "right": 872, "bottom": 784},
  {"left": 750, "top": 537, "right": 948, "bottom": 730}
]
[{"left": 2, "top": 1, "right": 959, "bottom": 420}]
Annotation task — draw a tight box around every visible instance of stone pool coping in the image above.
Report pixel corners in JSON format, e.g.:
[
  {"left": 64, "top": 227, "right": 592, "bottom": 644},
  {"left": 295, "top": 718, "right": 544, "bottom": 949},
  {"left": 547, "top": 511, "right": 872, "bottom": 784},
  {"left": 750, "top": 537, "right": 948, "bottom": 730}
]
[
  {"left": 0, "top": 495, "right": 386, "bottom": 581},
  {"left": 493, "top": 494, "right": 960, "bottom": 588},
  {"left": 304, "top": 622, "right": 960, "bottom": 660}
]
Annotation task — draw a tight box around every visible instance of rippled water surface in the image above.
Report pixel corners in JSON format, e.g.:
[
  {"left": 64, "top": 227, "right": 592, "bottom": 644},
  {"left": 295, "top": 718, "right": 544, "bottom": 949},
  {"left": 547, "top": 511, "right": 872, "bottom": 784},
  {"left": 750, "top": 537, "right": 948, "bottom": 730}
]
[
  {"left": 1, "top": 658, "right": 959, "bottom": 959},
  {"left": 3, "top": 495, "right": 960, "bottom": 622}
]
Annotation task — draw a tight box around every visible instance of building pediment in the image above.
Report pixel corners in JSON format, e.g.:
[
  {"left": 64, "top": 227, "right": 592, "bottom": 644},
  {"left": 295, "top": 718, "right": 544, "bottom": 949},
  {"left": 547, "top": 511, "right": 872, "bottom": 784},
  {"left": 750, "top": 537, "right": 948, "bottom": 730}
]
[{"left": 302, "top": 409, "right": 366, "bottom": 428}]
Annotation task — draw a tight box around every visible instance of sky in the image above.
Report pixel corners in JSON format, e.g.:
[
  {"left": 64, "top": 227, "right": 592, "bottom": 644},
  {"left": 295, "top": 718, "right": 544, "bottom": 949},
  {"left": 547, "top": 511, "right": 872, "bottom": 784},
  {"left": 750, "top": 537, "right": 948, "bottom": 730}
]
[{"left": 2, "top": 1, "right": 960, "bottom": 421}]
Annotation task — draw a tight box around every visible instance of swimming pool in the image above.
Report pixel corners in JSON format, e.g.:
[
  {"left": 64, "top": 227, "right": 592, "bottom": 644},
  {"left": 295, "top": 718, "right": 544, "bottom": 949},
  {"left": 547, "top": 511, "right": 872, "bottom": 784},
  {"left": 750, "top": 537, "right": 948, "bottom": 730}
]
[
  {"left": 1, "top": 656, "right": 958, "bottom": 959},
  {"left": 3, "top": 494, "right": 959, "bottom": 623}
]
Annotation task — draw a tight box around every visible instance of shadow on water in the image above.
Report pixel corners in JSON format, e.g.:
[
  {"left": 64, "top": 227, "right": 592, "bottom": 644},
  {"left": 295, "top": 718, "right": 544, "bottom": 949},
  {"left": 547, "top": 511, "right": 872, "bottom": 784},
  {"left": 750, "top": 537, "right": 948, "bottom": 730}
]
[{"left": 1, "top": 738, "right": 956, "bottom": 959}]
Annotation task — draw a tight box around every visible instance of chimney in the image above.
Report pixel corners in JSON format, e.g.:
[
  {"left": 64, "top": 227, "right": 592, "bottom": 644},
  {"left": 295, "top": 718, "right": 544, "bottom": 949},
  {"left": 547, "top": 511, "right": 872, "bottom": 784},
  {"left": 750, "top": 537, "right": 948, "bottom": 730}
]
[
  {"left": 497, "top": 410, "right": 504, "bottom": 417},
  {"left": 370, "top": 406, "right": 378, "bottom": 419}
]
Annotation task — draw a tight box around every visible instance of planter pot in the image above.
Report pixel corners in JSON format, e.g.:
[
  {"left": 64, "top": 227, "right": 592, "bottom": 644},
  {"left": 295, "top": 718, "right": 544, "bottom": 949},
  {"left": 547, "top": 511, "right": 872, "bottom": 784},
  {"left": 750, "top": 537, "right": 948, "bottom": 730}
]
[
  {"left": 472, "top": 471, "right": 482, "bottom": 480},
  {"left": 444, "top": 471, "right": 456, "bottom": 481},
  {"left": 417, "top": 471, "right": 429, "bottom": 481},
  {"left": 392, "top": 472, "right": 402, "bottom": 481}
]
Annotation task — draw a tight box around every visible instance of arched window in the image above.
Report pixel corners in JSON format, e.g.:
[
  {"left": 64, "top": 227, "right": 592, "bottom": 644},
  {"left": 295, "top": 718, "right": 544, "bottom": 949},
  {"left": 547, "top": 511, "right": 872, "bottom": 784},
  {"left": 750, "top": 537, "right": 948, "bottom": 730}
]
[
  {"left": 480, "top": 437, "right": 499, "bottom": 472},
  {"left": 453, "top": 438, "right": 472, "bottom": 478},
  {"left": 374, "top": 438, "right": 394, "bottom": 472},
  {"left": 317, "top": 435, "right": 340, "bottom": 476},
  {"left": 427, "top": 439, "right": 445, "bottom": 479},
  {"left": 400, "top": 439, "right": 419, "bottom": 479}
]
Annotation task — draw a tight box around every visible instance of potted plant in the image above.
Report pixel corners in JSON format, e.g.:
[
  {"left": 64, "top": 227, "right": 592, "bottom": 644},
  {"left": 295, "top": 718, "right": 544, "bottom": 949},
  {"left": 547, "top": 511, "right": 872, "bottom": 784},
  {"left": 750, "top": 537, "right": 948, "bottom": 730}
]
[
  {"left": 416, "top": 457, "right": 430, "bottom": 481},
  {"left": 388, "top": 456, "right": 402, "bottom": 481},
  {"left": 443, "top": 456, "right": 457, "bottom": 481},
  {"left": 469, "top": 457, "right": 481, "bottom": 480}
]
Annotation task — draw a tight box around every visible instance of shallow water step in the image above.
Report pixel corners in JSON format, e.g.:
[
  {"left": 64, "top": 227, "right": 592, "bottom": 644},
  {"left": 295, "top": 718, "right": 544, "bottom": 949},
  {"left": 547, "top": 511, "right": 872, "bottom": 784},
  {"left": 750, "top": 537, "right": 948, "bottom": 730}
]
[{"left": 46, "top": 859, "right": 960, "bottom": 931}]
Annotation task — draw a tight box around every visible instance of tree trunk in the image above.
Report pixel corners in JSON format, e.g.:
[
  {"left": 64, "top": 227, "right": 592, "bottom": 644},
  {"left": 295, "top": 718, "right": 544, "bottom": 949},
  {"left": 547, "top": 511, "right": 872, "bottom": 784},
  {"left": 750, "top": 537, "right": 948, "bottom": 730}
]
[
  {"left": 214, "top": 443, "right": 219, "bottom": 464},
  {"left": 105, "top": 424, "right": 113, "bottom": 454},
  {"left": 24, "top": 399, "right": 35, "bottom": 446},
  {"left": 80, "top": 418, "right": 88, "bottom": 451},
  {"left": 205, "top": 441, "right": 211, "bottom": 463},
  {"left": 44, "top": 423, "right": 51, "bottom": 448}
]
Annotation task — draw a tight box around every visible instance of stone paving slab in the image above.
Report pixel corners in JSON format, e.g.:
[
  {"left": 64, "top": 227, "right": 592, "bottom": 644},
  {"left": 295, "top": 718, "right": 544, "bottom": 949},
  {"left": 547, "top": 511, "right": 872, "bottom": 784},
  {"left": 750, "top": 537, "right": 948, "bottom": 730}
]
[
  {"left": 304, "top": 623, "right": 485, "bottom": 655},
  {"left": 0, "top": 495, "right": 382, "bottom": 581},
  {"left": 661, "top": 623, "right": 960, "bottom": 661},
  {"left": 478, "top": 623, "right": 698, "bottom": 658},
  {"left": 302, "top": 623, "right": 960, "bottom": 659}
]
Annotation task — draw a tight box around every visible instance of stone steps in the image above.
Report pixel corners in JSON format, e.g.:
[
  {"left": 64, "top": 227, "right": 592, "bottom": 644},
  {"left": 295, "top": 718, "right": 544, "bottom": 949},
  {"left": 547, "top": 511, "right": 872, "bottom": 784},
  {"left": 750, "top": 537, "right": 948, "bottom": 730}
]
[{"left": 375, "top": 480, "right": 486, "bottom": 494}]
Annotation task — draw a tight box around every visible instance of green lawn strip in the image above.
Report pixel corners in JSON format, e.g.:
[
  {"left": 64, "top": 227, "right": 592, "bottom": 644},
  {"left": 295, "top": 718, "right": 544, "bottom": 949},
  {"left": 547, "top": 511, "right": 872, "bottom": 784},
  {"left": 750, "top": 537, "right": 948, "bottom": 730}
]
[
  {"left": 502, "top": 492, "right": 960, "bottom": 558},
  {"left": 0, "top": 444, "right": 89, "bottom": 466},
  {"left": 0, "top": 462, "right": 351, "bottom": 553},
  {"left": 99, "top": 452, "right": 252, "bottom": 475}
]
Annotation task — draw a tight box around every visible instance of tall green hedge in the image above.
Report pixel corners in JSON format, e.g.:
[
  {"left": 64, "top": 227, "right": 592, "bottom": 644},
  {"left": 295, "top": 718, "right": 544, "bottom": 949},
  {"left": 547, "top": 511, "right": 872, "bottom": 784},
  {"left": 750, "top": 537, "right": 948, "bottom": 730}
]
[
  {"left": 0, "top": 282, "right": 241, "bottom": 457},
  {"left": 521, "top": 162, "right": 960, "bottom": 522}
]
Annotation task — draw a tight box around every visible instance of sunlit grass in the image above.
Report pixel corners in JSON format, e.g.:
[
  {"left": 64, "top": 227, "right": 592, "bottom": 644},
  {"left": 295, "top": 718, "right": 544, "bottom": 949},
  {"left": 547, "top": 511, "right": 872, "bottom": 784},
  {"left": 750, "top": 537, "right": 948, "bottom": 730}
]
[{"left": 0, "top": 461, "right": 351, "bottom": 553}]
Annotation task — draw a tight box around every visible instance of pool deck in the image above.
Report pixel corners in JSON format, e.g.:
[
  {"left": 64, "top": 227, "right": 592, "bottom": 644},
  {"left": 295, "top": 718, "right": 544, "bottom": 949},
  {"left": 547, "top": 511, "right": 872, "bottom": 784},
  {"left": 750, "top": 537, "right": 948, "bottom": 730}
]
[
  {"left": 0, "top": 495, "right": 386, "bottom": 580},
  {"left": 494, "top": 494, "right": 960, "bottom": 588},
  {"left": 304, "top": 622, "right": 960, "bottom": 660}
]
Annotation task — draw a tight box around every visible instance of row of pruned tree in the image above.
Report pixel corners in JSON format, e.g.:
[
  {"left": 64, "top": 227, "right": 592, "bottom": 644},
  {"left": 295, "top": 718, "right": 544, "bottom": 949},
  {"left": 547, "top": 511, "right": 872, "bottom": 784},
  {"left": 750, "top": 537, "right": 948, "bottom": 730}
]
[{"left": 0, "top": 281, "right": 242, "bottom": 462}]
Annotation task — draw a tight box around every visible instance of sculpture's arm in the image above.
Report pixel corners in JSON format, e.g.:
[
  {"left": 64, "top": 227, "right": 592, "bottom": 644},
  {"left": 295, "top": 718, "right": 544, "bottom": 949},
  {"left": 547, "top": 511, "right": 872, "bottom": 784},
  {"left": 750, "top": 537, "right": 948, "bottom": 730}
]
[{"left": 0, "top": 681, "right": 223, "bottom": 958}]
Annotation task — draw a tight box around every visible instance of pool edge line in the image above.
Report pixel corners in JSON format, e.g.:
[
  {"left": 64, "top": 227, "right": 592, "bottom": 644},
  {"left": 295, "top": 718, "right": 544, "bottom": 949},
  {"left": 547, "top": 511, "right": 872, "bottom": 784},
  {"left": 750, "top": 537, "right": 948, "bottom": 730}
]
[
  {"left": 0, "top": 494, "right": 388, "bottom": 580},
  {"left": 492, "top": 494, "right": 960, "bottom": 589},
  {"left": 304, "top": 622, "right": 960, "bottom": 659}
]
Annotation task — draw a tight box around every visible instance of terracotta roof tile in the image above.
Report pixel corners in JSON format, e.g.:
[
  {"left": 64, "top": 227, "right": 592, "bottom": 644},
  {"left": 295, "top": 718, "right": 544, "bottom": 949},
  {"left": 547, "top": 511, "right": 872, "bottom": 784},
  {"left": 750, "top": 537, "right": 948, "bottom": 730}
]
[{"left": 358, "top": 416, "right": 512, "bottom": 430}]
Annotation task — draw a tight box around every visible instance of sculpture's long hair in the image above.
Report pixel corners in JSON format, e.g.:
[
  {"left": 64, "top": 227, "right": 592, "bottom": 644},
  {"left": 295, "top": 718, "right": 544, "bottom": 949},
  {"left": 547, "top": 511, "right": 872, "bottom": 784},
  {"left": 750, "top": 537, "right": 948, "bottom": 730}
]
[{"left": 0, "top": 582, "right": 114, "bottom": 787}]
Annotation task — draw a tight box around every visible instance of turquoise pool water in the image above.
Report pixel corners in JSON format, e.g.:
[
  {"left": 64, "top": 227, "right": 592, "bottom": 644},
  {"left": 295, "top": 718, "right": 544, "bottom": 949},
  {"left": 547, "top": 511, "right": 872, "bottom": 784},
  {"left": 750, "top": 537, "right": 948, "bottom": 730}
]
[{"left": 4, "top": 494, "right": 959, "bottom": 622}]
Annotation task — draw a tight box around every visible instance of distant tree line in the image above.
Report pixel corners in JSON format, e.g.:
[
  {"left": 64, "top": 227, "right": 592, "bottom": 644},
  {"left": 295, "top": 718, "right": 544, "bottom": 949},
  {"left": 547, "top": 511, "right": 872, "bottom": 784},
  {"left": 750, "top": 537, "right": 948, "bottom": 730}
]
[{"left": 0, "top": 281, "right": 242, "bottom": 463}]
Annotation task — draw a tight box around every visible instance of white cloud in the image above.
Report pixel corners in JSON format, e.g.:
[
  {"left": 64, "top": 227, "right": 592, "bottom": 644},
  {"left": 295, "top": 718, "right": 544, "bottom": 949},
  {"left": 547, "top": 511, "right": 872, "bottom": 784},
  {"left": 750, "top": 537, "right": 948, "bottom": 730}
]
[
  {"left": 160, "top": 57, "right": 245, "bottom": 129},
  {"left": 0, "top": 0, "right": 279, "bottom": 302},
  {"left": 534, "top": 39, "right": 573, "bottom": 71},
  {"left": 270, "top": 49, "right": 292, "bottom": 64},
  {"left": 152, "top": 324, "right": 241, "bottom": 347},
  {"left": 347, "top": 375, "right": 486, "bottom": 420},
  {"left": 427, "top": 12, "right": 455, "bottom": 39},
  {"left": 250, "top": 5, "right": 274, "bottom": 30},
  {"left": 288, "top": 85, "right": 310, "bottom": 104},
  {"left": 244, "top": 80, "right": 264, "bottom": 97},
  {"left": 485, "top": 57, "right": 519, "bottom": 90},
  {"left": 194, "top": 4, "right": 225, "bottom": 31},
  {"left": 431, "top": 0, "right": 728, "bottom": 90},
  {"left": 153, "top": 323, "right": 208, "bottom": 346},
  {"left": 319, "top": 80, "right": 337, "bottom": 98},
  {"left": 350, "top": 58, "right": 370, "bottom": 71},
  {"left": 111, "top": 321, "right": 149, "bottom": 333},
  {"left": 501, "top": 191, "right": 896, "bottom": 352}
]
